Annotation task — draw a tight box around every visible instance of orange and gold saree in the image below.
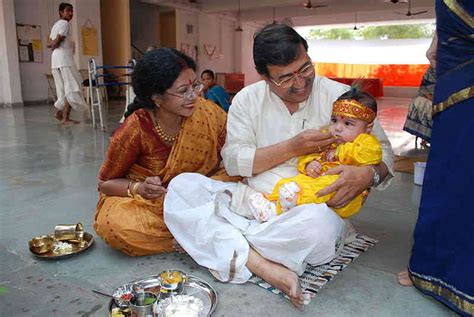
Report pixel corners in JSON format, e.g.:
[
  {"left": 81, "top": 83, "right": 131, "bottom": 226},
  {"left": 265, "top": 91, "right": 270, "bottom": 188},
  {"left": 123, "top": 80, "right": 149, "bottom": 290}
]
[{"left": 94, "top": 98, "right": 236, "bottom": 256}]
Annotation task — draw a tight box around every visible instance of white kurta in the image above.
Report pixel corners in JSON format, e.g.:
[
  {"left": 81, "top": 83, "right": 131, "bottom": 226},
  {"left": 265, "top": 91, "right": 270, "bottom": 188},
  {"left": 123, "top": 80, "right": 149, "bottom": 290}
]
[
  {"left": 222, "top": 77, "right": 394, "bottom": 194},
  {"left": 164, "top": 76, "right": 394, "bottom": 284}
]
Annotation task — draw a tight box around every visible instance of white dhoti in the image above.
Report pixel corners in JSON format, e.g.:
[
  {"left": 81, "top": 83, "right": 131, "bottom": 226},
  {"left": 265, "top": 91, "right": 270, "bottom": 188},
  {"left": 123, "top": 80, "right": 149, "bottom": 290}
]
[
  {"left": 164, "top": 173, "right": 345, "bottom": 284},
  {"left": 52, "top": 66, "right": 87, "bottom": 111}
]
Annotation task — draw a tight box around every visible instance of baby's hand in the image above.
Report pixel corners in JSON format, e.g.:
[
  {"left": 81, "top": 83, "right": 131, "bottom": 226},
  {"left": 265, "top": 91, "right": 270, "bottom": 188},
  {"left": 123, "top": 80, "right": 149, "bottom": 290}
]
[
  {"left": 306, "top": 160, "right": 322, "bottom": 178},
  {"left": 325, "top": 148, "right": 337, "bottom": 162}
]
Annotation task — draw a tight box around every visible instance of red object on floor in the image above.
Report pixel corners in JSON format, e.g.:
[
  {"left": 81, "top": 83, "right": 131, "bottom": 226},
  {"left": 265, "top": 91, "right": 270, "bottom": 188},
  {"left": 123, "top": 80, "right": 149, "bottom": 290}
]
[
  {"left": 316, "top": 62, "right": 429, "bottom": 87},
  {"left": 329, "top": 77, "right": 384, "bottom": 97}
]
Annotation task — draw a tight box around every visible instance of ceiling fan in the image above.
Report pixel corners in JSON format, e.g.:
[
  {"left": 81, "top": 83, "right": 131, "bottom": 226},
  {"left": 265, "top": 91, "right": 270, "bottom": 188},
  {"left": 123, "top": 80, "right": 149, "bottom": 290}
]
[
  {"left": 235, "top": 0, "right": 243, "bottom": 32},
  {"left": 302, "top": 1, "right": 328, "bottom": 9},
  {"left": 353, "top": 13, "right": 360, "bottom": 30},
  {"left": 396, "top": 0, "right": 427, "bottom": 16}
]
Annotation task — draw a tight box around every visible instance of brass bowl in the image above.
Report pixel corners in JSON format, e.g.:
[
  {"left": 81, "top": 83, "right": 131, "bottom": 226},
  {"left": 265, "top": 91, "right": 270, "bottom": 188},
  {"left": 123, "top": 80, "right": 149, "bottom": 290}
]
[{"left": 28, "top": 235, "right": 54, "bottom": 254}]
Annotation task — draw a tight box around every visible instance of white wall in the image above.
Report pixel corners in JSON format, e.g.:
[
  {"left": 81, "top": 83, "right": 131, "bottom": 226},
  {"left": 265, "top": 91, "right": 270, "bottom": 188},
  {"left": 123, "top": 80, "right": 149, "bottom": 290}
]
[
  {"left": 130, "top": 1, "right": 160, "bottom": 52},
  {"left": 175, "top": 9, "right": 199, "bottom": 59},
  {"left": 237, "top": 23, "right": 261, "bottom": 86},
  {"left": 13, "top": 0, "right": 102, "bottom": 102},
  {"left": 175, "top": 9, "right": 249, "bottom": 81},
  {"left": 176, "top": 9, "right": 261, "bottom": 85},
  {"left": 13, "top": 0, "right": 51, "bottom": 102},
  {"left": 0, "top": 0, "right": 23, "bottom": 106},
  {"left": 307, "top": 38, "right": 432, "bottom": 64},
  {"left": 72, "top": 0, "right": 103, "bottom": 70},
  {"left": 197, "top": 15, "right": 236, "bottom": 75}
]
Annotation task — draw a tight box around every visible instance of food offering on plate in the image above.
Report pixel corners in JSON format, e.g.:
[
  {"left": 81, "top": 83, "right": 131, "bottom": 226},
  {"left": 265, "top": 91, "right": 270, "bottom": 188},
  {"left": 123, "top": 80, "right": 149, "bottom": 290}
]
[
  {"left": 108, "top": 273, "right": 217, "bottom": 316},
  {"left": 159, "top": 270, "right": 187, "bottom": 298},
  {"left": 112, "top": 283, "right": 134, "bottom": 308},
  {"left": 28, "top": 235, "right": 76, "bottom": 255},
  {"left": 111, "top": 307, "right": 131, "bottom": 317},
  {"left": 157, "top": 295, "right": 204, "bottom": 317},
  {"left": 28, "top": 223, "right": 93, "bottom": 259}
]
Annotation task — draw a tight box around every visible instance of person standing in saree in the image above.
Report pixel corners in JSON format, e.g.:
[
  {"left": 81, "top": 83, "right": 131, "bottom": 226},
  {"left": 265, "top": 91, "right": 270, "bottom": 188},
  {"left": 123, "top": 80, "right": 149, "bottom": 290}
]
[
  {"left": 94, "top": 48, "right": 235, "bottom": 256},
  {"left": 398, "top": 1, "right": 474, "bottom": 315},
  {"left": 402, "top": 32, "right": 438, "bottom": 145}
]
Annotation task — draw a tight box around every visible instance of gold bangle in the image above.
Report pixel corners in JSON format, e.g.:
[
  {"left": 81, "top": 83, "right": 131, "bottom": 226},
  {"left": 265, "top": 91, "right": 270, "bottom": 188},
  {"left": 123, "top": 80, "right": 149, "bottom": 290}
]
[
  {"left": 132, "top": 182, "right": 141, "bottom": 197},
  {"left": 127, "top": 180, "right": 133, "bottom": 198}
]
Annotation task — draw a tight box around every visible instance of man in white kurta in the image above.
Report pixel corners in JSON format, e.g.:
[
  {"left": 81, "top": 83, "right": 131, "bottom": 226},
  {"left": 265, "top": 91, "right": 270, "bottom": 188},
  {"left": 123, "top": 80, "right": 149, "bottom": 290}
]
[
  {"left": 48, "top": 3, "right": 86, "bottom": 124},
  {"left": 164, "top": 24, "right": 394, "bottom": 305}
]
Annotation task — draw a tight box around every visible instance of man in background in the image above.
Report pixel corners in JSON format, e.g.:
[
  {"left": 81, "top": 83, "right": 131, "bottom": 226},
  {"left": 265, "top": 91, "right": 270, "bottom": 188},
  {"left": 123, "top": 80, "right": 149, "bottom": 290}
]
[{"left": 47, "top": 2, "right": 86, "bottom": 124}]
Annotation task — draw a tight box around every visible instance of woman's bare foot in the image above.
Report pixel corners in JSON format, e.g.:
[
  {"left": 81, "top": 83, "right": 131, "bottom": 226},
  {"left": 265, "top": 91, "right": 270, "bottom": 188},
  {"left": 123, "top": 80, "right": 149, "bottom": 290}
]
[
  {"left": 397, "top": 269, "right": 413, "bottom": 286},
  {"left": 247, "top": 248, "right": 304, "bottom": 307}
]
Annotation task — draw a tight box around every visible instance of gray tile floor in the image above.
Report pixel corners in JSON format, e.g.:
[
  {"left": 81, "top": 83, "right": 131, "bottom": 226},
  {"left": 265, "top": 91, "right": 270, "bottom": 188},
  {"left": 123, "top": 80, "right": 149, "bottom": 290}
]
[{"left": 0, "top": 99, "right": 456, "bottom": 316}]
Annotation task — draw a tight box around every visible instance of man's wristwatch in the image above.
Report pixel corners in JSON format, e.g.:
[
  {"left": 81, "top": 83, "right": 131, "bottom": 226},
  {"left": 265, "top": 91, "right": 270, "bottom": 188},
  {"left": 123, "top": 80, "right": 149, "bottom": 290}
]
[{"left": 367, "top": 165, "right": 381, "bottom": 187}]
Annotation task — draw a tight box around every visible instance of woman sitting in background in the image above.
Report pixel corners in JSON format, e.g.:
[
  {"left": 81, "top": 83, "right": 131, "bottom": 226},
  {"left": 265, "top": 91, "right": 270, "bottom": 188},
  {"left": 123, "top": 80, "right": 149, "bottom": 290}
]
[
  {"left": 201, "top": 69, "right": 231, "bottom": 112},
  {"left": 94, "top": 48, "right": 235, "bottom": 256}
]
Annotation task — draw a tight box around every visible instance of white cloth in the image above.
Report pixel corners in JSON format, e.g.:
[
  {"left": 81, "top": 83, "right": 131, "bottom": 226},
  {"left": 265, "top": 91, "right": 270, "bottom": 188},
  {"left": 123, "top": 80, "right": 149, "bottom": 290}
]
[
  {"left": 221, "top": 76, "right": 394, "bottom": 194},
  {"left": 164, "top": 173, "right": 345, "bottom": 283},
  {"left": 50, "top": 20, "right": 75, "bottom": 69},
  {"left": 52, "top": 67, "right": 87, "bottom": 111}
]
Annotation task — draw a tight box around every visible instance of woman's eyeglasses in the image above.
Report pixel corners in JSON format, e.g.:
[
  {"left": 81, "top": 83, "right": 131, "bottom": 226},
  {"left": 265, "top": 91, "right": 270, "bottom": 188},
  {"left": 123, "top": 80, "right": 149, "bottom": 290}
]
[
  {"left": 269, "top": 62, "right": 315, "bottom": 89},
  {"left": 166, "top": 81, "right": 204, "bottom": 101}
]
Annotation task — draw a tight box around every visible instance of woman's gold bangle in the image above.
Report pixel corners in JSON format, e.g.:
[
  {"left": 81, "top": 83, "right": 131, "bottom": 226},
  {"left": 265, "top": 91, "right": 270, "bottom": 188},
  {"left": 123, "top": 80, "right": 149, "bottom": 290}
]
[
  {"left": 126, "top": 180, "right": 133, "bottom": 198},
  {"left": 131, "top": 181, "right": 141, "bottom": 197}
]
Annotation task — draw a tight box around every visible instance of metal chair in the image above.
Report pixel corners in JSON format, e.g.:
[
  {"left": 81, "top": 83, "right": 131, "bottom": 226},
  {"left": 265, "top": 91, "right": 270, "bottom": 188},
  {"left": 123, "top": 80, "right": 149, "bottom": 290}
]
[{"left": 45, "top": 73, "right": 57, "bottom": 105}]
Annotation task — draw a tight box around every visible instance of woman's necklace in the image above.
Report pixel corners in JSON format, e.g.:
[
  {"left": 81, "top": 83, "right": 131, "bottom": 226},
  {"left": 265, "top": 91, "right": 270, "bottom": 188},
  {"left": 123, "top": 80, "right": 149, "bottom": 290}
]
[
  {"left": 152, "top": 110, "right": 183, "bottom": 143},
  {"left": 154, "top": 121, "right": 180, "bottom": 143}
]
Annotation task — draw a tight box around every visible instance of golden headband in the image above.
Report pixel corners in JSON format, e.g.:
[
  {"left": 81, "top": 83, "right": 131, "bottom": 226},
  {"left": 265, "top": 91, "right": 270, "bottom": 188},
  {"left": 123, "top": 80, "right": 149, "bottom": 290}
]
[{"left": 332, "top": 99, "right": 376, "bottom": 123}]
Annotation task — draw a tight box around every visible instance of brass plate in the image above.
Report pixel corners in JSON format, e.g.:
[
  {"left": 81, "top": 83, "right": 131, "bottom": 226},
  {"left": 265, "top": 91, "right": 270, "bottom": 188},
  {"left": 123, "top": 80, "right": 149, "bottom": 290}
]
[{"left": 29, "top": 232, "right": 94, "bottom": 259}]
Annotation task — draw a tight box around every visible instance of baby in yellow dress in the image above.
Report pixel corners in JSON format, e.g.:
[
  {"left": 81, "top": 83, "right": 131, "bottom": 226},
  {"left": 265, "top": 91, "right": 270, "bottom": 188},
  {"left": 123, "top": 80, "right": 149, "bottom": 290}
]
[{"left": 248, "top": 90, "right": 382, "bottom": 222}]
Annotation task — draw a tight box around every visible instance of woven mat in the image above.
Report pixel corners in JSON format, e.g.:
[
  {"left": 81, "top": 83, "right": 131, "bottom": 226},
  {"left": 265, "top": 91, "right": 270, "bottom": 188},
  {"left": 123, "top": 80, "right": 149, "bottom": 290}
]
[
  {"left": 249, "top": 234, "right": 378, "bottom": 303},
  {"left": 394, "top": 155, "right": 427, "bottom": 174}
]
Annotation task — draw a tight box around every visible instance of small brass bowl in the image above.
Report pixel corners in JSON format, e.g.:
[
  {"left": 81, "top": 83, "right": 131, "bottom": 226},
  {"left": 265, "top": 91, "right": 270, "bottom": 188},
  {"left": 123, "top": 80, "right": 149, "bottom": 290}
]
[{"left": 28, "top": 235, "right": 54, "bottom": 254}]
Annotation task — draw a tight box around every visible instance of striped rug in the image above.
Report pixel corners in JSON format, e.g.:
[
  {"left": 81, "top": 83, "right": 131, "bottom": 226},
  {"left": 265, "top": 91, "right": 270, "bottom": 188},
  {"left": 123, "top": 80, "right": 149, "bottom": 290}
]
[{"left": 249, "top": 234, "right": 378, "bottom": 303}]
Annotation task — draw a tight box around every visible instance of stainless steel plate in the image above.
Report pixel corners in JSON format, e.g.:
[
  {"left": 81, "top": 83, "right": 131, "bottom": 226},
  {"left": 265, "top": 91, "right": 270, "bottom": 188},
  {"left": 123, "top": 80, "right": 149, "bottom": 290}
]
[{"left": 109, "top": 275, "right": 217, "bottom": 316}]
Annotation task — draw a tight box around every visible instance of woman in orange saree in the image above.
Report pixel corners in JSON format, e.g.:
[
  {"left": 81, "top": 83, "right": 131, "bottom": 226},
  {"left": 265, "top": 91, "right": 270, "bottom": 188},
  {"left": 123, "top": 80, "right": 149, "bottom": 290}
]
[{"left": 94, "top": 48, "right": 235, "bottom": 256}]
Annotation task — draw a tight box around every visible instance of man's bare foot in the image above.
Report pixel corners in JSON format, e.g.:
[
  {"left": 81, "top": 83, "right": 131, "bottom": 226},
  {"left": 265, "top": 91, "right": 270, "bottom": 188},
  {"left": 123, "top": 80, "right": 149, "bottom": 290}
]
[
  {"left": 264, "top": 261, "right": 304, "bottom": 307},
  {"left": 55, "top": 110, "right": 63, "bottom": 121},
  {"left": 247, "top": 249, "right": 304, "bottom": 307},
  {"left": 397, "top": 270, "right": 413, "bottom": 286},
  {"left": 61, "top": 119, "right": 80, "bottom": 125}
]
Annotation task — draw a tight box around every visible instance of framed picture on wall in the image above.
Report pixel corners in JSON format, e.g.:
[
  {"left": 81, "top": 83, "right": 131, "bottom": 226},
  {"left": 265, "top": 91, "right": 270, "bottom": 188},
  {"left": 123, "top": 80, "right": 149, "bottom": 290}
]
[{"left": 16, "top": 23, "right": 43, "bottom": 63}]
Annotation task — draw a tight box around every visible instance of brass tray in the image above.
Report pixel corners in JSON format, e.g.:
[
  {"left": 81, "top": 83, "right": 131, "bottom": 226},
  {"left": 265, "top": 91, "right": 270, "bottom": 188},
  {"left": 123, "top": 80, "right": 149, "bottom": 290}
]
[
  {"left": 29, "top": 232, "right": 94, "bottom": 259},
  {"left": 108, "top": 275, "right": 217, "bottom": 316}
]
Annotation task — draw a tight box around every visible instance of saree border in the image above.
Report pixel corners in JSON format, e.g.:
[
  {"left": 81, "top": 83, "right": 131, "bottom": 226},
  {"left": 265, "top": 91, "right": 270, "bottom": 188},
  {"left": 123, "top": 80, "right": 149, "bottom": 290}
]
[
  {"left": 444, "top": 0, "right": 474, "bottom": 28},
  {"left": 433, "top": 85, "right": 474, "bottom": 115},
  {"left": 409, "top": 268, "right": 474, "bottom": 315}
]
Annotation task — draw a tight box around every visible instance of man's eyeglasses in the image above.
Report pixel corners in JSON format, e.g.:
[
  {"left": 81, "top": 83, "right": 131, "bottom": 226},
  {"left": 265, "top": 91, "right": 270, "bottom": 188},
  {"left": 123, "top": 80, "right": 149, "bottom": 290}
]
[
  {"left": 269, "top": 62, "right": 315, "bottom": 88},
  {"left": 166, "top": 81, "right": 204, "bottom": 101}
]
